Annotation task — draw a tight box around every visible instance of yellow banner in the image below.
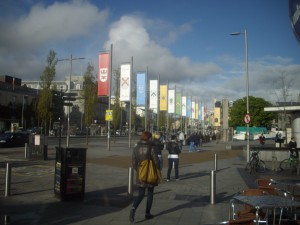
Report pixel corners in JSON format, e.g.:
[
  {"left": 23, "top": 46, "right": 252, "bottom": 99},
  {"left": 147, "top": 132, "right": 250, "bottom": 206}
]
[{"left": 160, "top": 85, "right": 168, "bottom": 111}]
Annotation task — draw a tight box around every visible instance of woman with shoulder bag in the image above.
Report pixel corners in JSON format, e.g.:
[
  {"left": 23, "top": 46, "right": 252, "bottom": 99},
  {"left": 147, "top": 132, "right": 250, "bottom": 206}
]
[{"left": 130, "top": 131, "right": 160, "bottom": 222}]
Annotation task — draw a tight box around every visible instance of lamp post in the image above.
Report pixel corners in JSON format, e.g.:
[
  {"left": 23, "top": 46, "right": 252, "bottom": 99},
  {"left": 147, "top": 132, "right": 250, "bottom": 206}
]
[
  {"left": 231, "top": 29, "right": 250, "bottom": 162},
  {"left": 21, "top": 95, "right": 28, "bottom": 128},
  {"left": 58, "top": 54, "right": 85, "bottom": 147}
]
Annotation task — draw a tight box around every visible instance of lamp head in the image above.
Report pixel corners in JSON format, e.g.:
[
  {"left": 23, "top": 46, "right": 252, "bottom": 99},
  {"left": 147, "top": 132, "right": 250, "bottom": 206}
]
[{"left": 230, "top": 32, "right": 241, "bottom": 35}]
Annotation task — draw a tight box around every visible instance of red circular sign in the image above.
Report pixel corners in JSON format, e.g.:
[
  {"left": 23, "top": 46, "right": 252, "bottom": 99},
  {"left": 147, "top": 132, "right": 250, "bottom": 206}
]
[{"left": 244, "top": 114, "right": 251, "bottom": 124}]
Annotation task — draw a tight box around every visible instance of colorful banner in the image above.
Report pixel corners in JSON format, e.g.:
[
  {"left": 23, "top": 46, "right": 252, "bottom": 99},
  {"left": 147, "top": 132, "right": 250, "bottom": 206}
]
[
  {"left": 149, "top": 80, "right": 158, "bottom": 109},
  {"left": 136, "top": 72, "right": 146, "bottom": 106},
  {"left": 175, "top": 92, "right": 182, "bottom": 116},
  {"left": 168, "top": 89, "right": 175, "bottom": 114},
  {"left": 195, "top": 102, "right": 198, "bottom": 120},
  {"left": 120, "top": 63, "right": 131, "bottom": 101},
  {"left": 198, "top": 102, "right": 202, "bottom": 121},
  {"left": 182, "top": 96, "right": 187, "bottom": 117},
  {"left": 192, "top": 101, "right": 195, "bottom": 119},
  {"left": 160, "top": 85, "right": 168, "bottom": 111},
  {"left": 98, "top": 52, "right": 110, "bottom": 96},
  {"left": 187, "top": 98, "right": 191, "bottom": 118}
]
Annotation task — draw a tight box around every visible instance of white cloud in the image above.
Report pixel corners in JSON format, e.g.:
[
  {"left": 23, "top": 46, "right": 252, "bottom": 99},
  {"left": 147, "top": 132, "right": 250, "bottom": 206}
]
[
  {"left": 0, "top": 1, "right": 299, "bottom": 110},
  {"left": 0, "top": 0, "right": 108, "bottom": 79},
  {"left": 105, "top": 15, "right": 222, "bottom": 83}
]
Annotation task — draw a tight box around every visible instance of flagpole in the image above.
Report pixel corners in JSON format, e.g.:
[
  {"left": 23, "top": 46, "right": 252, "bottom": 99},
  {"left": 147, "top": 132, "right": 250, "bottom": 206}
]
[
  {"left": 157, "top": 74, "right": 160, "bottom": 132},
  {"left": 166, "top": 80, "right": 169, "bottom": 133},
  {"left": 108, "top": 44, "right": 113, "bottom": 151},
  {"left": 145, "top": 67, "right": 148, "bottom": 131},
  {"left": 129, "top": 56, "right": 133, "bottom": 148}
]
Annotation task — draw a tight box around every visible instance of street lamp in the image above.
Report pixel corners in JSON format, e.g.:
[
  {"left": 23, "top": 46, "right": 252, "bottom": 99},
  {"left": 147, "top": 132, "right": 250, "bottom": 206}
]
[
  {"left": 231, "top": 29, "right": 250, "bottom": 162},
  {"left": 58, "top": 54, "right": 85, "bottom": 147},
  {"left": 21, "top": 95, "right": 28, "bottom": 128}
]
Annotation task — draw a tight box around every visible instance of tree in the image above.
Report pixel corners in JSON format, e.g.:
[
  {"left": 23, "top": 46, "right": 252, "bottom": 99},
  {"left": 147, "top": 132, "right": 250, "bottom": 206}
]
[
  {"left": 229, "top": 96, "right": 275, "bottom": 128},
  {"left": 37, "top": 50, "right": 57, "bottom": 134},
  {"left": 82, "top": 63, "right": 97, "bottom": 145},
  {"left": 272, "top": 71, "right": 294, "bottom": 145},
  {"left": 112, "top": 69, "right": 121, "bottom": 139}
]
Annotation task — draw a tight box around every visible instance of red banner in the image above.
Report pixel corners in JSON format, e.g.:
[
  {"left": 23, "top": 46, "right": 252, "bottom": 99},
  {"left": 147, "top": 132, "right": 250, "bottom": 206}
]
[{"left": 98, "top": 52, "right": 110, "bottom": 96}]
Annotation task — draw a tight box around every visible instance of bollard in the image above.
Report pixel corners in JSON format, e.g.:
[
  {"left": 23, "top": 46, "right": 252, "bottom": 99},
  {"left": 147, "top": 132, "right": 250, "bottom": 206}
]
[
  {"left": 210, "top": 170, "right": 216, "bottom": 204},
  {"left": 25, "top": 143, "right": 28, "bottom": 159},
  {"left": 128, "top": 167, "right": 134, "bottom": 199},
  {"left": 214, "top": 153, "right": 218, "bottom": 171},
  {"left": 4, "top": 215, "right": 10, "bottom": 225},
  {"left": 5, "top": 162, "right": 12, "bottom": 197}
]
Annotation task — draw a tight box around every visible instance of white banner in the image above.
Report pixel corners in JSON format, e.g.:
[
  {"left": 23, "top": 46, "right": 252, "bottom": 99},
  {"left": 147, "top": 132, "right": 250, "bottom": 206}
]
[
  {"left": 168, "top": 89, "right": 175, "bottom": 114},
  {"left": 149, "top": 80, "right": 158, "bottom": 109},
  {"left": 120, "top": 63, "right": 131, "bottom": 101},
  {"left": 192, "top": 101, "right": 195, "bottom": 119},
  {"left": 182, "top": 96, "right": 186, "bottom": 117}
]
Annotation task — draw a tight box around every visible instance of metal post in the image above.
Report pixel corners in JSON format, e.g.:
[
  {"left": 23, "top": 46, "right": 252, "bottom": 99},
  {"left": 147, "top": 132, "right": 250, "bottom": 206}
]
[
  {"left": 214, "top": 153, "right": 218, "bottom": 171},
  {"left": 25, "top": 143, "right": 28, "bottom": 159},
  {"left": 210, "top": 170, "right": 216, "bottom": 204},
  {"left": 108, "top": 44, "right": 113, "bottom": 151},
  {"left": 5, "top": 162, "right": 12, "bottom": 197},
  {"left": 128, "top": 167, "right": 134, "bottom": 199},
  {"left": 4, "top": 215, "right": 10, "bottom": 225},
  {"left": 231, "top": 29, "right": 250, "bottom": 162},
  {"left": 245, "top": 29, "right": 250, "bottom": 163}
]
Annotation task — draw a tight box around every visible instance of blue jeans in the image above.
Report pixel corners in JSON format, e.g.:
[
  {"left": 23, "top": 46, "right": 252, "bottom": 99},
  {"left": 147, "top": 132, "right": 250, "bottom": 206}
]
[
  {"left": 189, "top": 141, "right": 195, "bottom": 152},
  {"left": 179, "top": 140, "right": 183, "bottom": 151},
  {"left": 158, "top": 155, "right": 163, "bottom": 171},
  {"left": 133, "top": 187, "right": 154, "bottom": 214},
  {"left": 167, "top": 158, "right": 179, "bottom": 180}
]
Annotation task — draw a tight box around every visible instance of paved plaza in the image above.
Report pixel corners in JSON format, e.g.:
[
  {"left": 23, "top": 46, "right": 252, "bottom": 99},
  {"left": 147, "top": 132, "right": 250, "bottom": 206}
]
[{"left": 0, "top": 138, "right": 299, "bottom": 225}]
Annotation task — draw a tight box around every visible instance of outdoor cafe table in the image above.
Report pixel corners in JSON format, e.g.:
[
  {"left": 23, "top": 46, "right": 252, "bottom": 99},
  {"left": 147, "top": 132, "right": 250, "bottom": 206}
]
[
  {"left": 231, "top": 195, "right": 300, "bottom": 225},
  {"left": 271, "top": 178, "right": 300, "bottom": 196}
]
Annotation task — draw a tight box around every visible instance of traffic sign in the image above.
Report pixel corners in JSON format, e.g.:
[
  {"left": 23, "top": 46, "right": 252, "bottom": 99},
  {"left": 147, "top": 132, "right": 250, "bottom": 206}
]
[
  {"left": 244, "top": 114, "right": 251, "bottom": 124},
  {"left": 105, "top": 110, "right": 113, "bottom": 121}
]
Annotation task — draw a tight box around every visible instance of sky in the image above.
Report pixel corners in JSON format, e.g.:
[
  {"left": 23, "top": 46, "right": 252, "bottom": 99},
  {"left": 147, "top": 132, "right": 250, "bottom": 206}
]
[{"left": 0, "top": 0, "right": 300, "bottom": 110}]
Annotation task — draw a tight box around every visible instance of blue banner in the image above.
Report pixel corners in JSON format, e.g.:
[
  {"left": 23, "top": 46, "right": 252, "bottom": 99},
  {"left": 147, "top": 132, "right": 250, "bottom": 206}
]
[
  {"left": 136, "top": 72, "right": 146, "bottom": 106},
  {"left": 187, "top": 98, "right": 191, "bottom": 118}
]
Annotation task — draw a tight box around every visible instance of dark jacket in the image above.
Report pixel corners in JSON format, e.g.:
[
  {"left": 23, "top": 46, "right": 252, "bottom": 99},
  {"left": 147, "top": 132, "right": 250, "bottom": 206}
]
[
  {"left": 132, "top": 140, "right": 160, "bottom": 187},
  {"left": 166, "top": 140, "right": 181, "bottom": 155},
  {"left": 152, "top": 138, "right": 164, "bottom": 155}
]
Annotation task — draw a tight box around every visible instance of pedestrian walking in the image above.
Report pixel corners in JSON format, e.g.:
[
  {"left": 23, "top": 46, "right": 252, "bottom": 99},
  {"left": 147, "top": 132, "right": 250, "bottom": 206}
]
[
  {"left": 289, "top": 137, "right": 298, "bottom": 158},
  {"left": 178, "top": 131, "right": 185, "bottom": 151},
  {"left": 130, "top": 131, "right": 160, "bottom": 222},
  {"left": 189, "top": 133, "right": 196, "bottom": 152},
  {"left": 152, "top": 132, "right": 164, "bottom": 171},
  {"left": 166, "top": 134, "right": 181, "bottom": 181},
  {"left": 258, "top": 133, "right": 265, "bottom": 146}
]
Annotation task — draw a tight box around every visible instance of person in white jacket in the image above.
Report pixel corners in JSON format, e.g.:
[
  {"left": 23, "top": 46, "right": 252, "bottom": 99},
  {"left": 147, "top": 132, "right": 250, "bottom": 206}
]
[{"left": 178, "top": 131, "right": 185, "bottom": 151}]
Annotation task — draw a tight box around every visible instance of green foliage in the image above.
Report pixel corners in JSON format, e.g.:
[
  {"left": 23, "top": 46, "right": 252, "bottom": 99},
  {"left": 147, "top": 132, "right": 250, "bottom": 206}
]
[
  {"left": 229, "top": 96, "right": 275, "bottom": 128},
  {"left": 40, "top": 50, "right": 57, "bottom": 89},
  {"left": 83, "top": 63, "right": 97, "bottom": 128},
  {"left": 37, "top": 50, "right": 57, "bottom": 132}
]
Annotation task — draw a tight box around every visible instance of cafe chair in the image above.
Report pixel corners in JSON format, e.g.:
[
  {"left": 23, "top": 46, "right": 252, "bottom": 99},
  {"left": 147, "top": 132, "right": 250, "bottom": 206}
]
[{"left": 256, "top": 177, "right": 271, "bottom": 188}]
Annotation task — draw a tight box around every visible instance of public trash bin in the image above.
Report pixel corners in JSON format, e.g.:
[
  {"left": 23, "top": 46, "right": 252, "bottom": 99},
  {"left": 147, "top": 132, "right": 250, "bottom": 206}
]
[{"left": 54, "top": 147, "right": 87, "bottom": 201}]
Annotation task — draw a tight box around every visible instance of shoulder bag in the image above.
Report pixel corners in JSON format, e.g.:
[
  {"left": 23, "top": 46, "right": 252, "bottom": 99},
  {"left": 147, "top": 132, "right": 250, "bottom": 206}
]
[{"left": 139, "top": 147, "right": 162, "bottom": 185}]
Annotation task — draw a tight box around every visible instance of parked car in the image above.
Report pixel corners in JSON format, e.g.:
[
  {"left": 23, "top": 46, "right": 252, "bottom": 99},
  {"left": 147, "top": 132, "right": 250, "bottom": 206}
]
[{"left": 0, "top": 132, "right": 29, "bottom": 148}]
